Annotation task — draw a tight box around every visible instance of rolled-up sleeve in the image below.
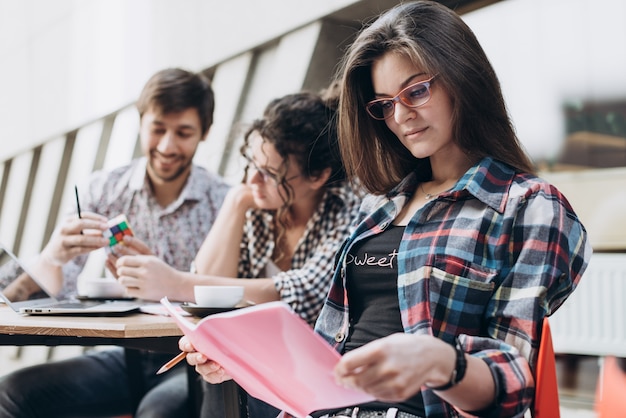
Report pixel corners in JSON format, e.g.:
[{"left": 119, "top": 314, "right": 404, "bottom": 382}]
[{"left": 462, "top": 182, "right": 592, "bottom": 418}]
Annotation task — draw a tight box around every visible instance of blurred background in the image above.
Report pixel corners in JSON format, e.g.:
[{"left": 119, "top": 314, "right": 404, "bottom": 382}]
[{"left": 0, "top": 0, "right": 625, "bottom": 415}]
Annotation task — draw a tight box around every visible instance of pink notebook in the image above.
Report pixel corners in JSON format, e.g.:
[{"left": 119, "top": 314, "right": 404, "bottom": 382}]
[{"left": 161, "top": 297, "right": 375, "bottom": 418}]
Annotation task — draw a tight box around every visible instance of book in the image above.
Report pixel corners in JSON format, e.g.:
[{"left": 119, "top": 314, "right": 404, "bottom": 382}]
[{"left": 160, "top": 297, "right": 375, "bottom": 418}]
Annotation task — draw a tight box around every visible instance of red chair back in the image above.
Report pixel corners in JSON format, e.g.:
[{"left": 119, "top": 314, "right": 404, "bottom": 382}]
[
  {"left": 595, "top": 356, "right": 626, "bottom": 418},
  {"left": 533, "top": 317, "right": 560, "bottom": 418}
]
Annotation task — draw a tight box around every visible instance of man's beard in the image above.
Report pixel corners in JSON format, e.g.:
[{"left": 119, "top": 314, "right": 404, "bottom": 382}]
[{"left": 148, "top": 152, "right": 192, "bottom": 182}]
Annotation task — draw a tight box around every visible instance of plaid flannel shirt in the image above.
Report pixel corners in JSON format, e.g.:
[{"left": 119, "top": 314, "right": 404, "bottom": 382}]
[
  {"left": 314, "top": 157, "right": 591, "bottom": 418},
  {"left": 238, "top": 182, "right": 361, "bottom": 326}
]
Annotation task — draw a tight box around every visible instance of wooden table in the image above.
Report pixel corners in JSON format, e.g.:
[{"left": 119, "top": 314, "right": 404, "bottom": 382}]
[
  {"left": 0, "top": 305, "right": 182, "bottom": 348},
  {"left": 0, "top": 305, "right": 244, "bottom": 417}
]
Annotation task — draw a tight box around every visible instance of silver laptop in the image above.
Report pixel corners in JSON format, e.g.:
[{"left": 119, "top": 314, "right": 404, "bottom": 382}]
[{"left": 0, "top": 243, "right": 140, "bottom": 315}]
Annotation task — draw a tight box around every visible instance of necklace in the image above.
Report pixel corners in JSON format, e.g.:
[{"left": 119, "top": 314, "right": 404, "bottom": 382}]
[{"left": 420, "top": 183, "right": 450, "bottom": 200}]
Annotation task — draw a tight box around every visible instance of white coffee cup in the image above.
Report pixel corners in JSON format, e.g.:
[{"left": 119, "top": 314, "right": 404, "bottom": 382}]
[
  {"left": 193, "top": 285, "right": 244, "bottom": 308},
  {"left": 79, "top": 277, "right": 127, "bottom": 299}
]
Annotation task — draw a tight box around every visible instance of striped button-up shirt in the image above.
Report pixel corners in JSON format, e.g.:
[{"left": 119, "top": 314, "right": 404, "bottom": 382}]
[{"left": 315, "top": 157, "right": 591, "bottom": 417}]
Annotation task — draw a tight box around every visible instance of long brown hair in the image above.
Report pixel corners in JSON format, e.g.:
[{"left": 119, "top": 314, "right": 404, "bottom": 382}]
[{"left": 337, "top": 1, "right": 535, "bottom": 195}]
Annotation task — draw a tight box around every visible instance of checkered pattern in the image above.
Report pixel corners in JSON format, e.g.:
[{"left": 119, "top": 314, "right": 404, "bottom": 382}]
[
  {"left": 314, "top": 157, "right": 592, "bottom": 418},
  {"left": 103, "top": 214, "right": 134, "bottom": 246},
  {"left": 239, "top": 182, "right": 361, "bottom": 326}
]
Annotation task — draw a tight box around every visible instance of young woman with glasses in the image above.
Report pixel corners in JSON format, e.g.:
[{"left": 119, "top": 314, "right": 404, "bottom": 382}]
[
  {"left": 306, "top": 2, "right": 590, "bottom": 418},
  {"left": 191, "top": 91, "right": 360, "bottom": 321},
  {"left": 182, "top": 2, "right": 591, "bottom": 417},
  {"left": 158, "top": 90, "right": 361, "bottom": 417}
]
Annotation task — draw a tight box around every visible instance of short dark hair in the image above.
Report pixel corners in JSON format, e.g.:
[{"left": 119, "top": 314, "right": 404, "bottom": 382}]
[
  {"left": 136, "top": 68, "right": 215, "bottom": 137},
  {"left": 337, "top": 0, "right": 535, "bottom": 194}
]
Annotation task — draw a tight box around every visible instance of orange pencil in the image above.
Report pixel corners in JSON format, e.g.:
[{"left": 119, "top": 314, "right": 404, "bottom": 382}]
[{"left": 156, "top": 351, "right": 187, "bottom": 375}]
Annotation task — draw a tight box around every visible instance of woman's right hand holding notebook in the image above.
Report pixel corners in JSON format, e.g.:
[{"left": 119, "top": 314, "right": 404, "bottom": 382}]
[{"left": 179, "top": 335, "right": 233, "bottom": 384}]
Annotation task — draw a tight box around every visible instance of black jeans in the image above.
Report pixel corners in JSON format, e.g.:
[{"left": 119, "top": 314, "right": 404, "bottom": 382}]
[{"left": 200, "top": 381, "right": 280, "bottom": 418}]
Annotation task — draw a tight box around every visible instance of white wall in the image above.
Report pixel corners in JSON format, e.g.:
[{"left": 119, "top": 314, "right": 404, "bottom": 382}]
[
  {"left": 4, "top": 0, "right": 623, "bottom": 164},
  {"left": 0, "top": 0, "right": 356, "bottom": 161},
  {"left": 464, "top": 0, "right": 626, "bottom": 164},
  {"left": 2, "top": 0, "right": 624, "bottom": 250},
  {"left": 462, "top": 0, "right": 626, "bottom": 250}
]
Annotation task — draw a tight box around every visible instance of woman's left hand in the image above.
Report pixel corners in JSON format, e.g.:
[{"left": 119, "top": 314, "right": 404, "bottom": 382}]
[{"left": 333, "top": 333, "right": 453, "bottom": 402}]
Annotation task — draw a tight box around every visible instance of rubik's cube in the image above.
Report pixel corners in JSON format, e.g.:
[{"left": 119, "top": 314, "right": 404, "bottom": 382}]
[{"left": 104, "top": 214, "right": 134, "bottom": 246}]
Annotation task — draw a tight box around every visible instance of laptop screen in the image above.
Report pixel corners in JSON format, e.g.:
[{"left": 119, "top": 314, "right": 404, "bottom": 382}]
[{"left": 0, "top": 245, "right": 58, "bottom": 311}]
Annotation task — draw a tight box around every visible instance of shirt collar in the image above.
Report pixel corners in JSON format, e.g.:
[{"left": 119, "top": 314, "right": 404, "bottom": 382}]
[
  {"left": 460, "top": 157, "right": 517, "bottom": 213},
  {"left": 180, "top": 164, "right": 211, "bottom": 202},
  {"left": 129, "top": 156, "right": 207, "bottom": 203},
  {"left": 389, "top": 157, "right": 517, "bottom": 214}
]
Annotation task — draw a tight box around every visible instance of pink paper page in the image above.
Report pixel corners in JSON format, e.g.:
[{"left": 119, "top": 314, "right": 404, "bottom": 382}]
[
  {"left": 161, "top": 299, "right": 285, "bottom": 409},
  {"left": 161, "top": 298, "right": 375, "bottom": 418}
]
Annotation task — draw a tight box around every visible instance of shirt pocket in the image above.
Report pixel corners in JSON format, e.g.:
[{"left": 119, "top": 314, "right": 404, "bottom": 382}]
[{"left": 427, "top": 254, "right": 496, "bottom": 339}]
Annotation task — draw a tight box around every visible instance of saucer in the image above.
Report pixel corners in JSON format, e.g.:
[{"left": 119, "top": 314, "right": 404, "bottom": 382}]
[{"left": 180, "top": 302, "right": 238, "bottom": 317}]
